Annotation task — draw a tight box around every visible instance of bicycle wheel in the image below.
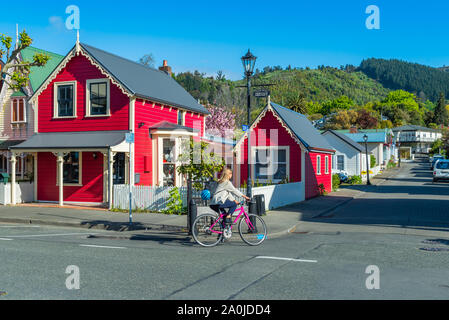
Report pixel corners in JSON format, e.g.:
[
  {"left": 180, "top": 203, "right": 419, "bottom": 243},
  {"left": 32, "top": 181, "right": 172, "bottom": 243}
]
[
  {"left": 192, "top": 214, "right": 223, "bottom": 247},
  {"left": 238, "top": 214, "right": 267, "bottom": 246}
]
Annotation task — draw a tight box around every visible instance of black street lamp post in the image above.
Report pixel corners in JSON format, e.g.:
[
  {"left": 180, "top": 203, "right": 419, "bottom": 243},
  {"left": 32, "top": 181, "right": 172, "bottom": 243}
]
[
  {"left": 241, "top": 49, "right": 257, "bottom": 198},
  {"left": 363, "top": 134, "right": 372, "bottom": 185}
]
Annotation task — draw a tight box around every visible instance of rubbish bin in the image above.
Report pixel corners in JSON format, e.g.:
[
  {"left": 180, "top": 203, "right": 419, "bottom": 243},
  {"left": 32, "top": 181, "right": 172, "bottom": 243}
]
[
  {"left": 0, "top": 173, "right": 9, "bottom": 185},
  {"left": 254, "top": 194, "right": 266, "bottom": 216}
]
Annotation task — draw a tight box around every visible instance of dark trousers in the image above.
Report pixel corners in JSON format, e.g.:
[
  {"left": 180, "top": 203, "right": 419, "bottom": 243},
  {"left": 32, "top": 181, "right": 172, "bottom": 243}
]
[{"left": 219, "top": 200, "right": 237, "bottom": 217}]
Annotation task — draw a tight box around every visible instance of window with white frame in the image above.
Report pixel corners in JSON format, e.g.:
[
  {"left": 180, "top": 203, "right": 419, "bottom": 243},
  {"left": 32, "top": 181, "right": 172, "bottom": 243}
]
[
  {"left": 11, "top": 98, "right": 26, "bottom": 123},
  {"left": 54, "top": 81, "right": 76, "bottom": 118},
  {"left": 252, "top": 147, "right": 289, "bottom": 182},
  {"left": 337, "top": 155, "right": 345, "bottom": 171},
  {"left": 317, "top": 155, "right": 321, "bottom": 175},
  {"left": 325, "top": 156, "right": 329, "bottom": 174},
  {"left": 162, "top": 138, "right": 176, "bottom": 186},
  {"left": 86, "top": 79, "right": 110, "bottom": 116},
  {"left": 56, "top": 152, "right": 81, "bottom": 185}
]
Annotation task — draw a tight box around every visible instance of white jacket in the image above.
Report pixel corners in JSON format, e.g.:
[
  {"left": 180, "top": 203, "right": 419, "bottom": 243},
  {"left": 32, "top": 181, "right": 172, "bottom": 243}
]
[{"left": 211, "top": 181, "right": 244, "bottom": 205}]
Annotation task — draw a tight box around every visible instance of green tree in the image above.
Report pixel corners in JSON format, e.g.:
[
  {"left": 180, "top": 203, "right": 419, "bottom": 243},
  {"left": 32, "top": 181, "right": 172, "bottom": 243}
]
[
  {"left": 434, "top": 92, "right": 449, "bottom": 125},
  {"left": 177, "top": 139, "right": 225, "bottom": 190},
  {"left": 0, "top": 30, "right": 50, "bottom": 91},
  {"left": 321, "top": 95, "right": 354, "bottom": 115},
  {"left": 285, "top": 92, "right": 308, "bottom": 114}
]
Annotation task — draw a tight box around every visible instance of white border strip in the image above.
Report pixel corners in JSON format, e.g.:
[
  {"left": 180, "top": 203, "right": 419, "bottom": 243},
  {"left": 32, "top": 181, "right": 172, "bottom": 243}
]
[
  {"left": 80, "top": 244, "right": 126, "bottom": 249},
  {"left": 255, "top": 256, "right": 317, "bottom": 263}
]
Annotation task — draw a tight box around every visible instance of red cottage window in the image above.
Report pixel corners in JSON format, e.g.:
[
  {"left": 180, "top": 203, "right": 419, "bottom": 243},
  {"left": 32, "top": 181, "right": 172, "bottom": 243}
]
[{"left": 12, "top": 99, "right": 26, "bottom": 123}]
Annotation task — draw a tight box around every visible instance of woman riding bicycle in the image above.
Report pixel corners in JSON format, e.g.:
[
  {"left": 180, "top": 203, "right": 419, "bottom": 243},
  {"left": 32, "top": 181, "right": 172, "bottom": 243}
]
[{"left": 211, "top": 168, "right": 250, "bottom": 225}]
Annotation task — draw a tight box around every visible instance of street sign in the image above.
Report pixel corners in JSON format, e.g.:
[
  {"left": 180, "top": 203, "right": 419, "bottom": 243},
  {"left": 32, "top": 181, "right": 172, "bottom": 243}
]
[
  {"left": 242, "top": 125, "right": 249, "bottom": 132},
  {"left": 253, "top": 90, "right": 270, "bottom": 98},
  {"left": 125, "top": 133, "right": 135, "bottom": 144}
]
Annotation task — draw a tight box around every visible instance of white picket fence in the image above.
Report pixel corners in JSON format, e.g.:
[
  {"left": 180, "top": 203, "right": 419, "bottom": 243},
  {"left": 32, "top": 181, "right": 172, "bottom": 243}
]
[
  {"left": 0, "top": 182, "right": 34, "bottom": 205},
  {"left": 113, "top": 185, "right": 242, "bottom": 211},
  {"left": 112, "top": 183, "right": 304, "bottom": 212}
]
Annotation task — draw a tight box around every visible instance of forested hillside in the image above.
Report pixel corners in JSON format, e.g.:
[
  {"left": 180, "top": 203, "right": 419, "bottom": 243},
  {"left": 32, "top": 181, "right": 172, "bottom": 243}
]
[
  {"left": 174, "top": 59, "right": 449, "bottom": 131},
  {"left": 359, "top": 58, "right": 449, "bottom": 102},
  {"left": 174, "top": 67, "right": 391, "bottom": 126}
]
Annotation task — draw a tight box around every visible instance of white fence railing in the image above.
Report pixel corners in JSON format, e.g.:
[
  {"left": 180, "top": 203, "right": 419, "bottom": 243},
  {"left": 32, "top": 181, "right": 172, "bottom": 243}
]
[
  {"left": 113, "top": 185, "right": 245, "bottom": 211},
  {"left": 112, "top": 183, "right": 303, "bottom": 212},
  {"left": 0, "top": 182, "right": 34, "bottom": 205}
]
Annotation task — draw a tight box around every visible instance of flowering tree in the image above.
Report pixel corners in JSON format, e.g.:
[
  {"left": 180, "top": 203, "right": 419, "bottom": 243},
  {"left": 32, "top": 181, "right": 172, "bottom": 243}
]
[{"left": 205, "top": 105, "right": 236, "bottom": 137}]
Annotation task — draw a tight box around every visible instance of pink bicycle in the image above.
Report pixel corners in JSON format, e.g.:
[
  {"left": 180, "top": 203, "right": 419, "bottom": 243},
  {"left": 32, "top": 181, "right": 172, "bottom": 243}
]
[{"left": 192, "top": 200, "right": 267, "bottom": 247}]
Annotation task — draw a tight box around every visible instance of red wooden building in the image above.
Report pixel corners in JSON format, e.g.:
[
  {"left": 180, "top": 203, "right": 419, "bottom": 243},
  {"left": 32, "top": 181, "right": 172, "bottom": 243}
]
[
  {"left": 10, "top": 41, "right": 209, "bottom": 206},
  {"left": 235, "top": 100, "right": 335, "bottom": 200}
]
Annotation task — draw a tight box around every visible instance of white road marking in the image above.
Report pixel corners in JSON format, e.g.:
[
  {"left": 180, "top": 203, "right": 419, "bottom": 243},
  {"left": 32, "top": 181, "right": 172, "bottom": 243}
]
[
  {"left": 0, "top": 238, "right": 13, "bottom": 241},
  {"left": 255, "top": 256, "right": 317, "bottom": 263},
  {"left": 4, "top": 232, "right": 97, "bottom": 238},
  {"left": 80, "top": 244, "right": 126, "bottom": 249},
  {"left": 0, "top": 226, "right": 40, "bottom": 228}
]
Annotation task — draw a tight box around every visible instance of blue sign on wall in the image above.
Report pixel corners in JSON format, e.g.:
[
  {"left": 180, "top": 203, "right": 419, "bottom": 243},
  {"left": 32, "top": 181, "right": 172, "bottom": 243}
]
[{"left": 125, "top": 133, "right": 135, "bottom": 144}]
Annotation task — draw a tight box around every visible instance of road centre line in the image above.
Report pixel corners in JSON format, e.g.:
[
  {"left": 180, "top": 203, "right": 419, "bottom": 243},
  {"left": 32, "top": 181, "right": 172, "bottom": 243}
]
[
  {"left": 0, "top": 226, "right": 41, "bottom": 228},
  {"left": 80, "top": 244, "right": 126, "bottom": 249},
  {"left": 3, "top": 232, "right": 98, "bottom": 238},
  {"left": 0, "top": 238, "right": 13, "bottom": 241},
  {"left": 255, "top": 256, "right": 317, "bottom": 263}
]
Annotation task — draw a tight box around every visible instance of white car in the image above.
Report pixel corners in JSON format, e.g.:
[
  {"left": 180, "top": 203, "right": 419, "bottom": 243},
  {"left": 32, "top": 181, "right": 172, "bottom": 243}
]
[{"left": 433, "top": 160, "right": 449, "bottom": 182}]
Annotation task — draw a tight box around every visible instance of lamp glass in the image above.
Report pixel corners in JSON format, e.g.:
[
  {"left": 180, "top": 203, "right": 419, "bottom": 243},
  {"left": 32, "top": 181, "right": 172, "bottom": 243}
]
[{"left": 241, "top": 50, "right": 257, "bottom": 76}]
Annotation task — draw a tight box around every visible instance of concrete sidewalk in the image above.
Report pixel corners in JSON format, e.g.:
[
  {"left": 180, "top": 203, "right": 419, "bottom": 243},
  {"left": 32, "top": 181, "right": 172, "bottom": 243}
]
[{"left": 0, "top": 167, "right": 399, "bottom": 240}]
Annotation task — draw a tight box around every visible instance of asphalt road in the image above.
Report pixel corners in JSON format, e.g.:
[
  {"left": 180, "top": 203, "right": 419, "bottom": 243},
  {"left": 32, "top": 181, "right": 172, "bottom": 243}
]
[{"left": 1, "top": 160, "right": 449, "bottom": 300}]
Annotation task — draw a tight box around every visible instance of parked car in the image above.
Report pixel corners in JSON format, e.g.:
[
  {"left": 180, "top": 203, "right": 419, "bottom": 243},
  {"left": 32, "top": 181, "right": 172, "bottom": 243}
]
[
  {"left": 430, "top": 154, "right": 442, "bottom": 163},
  {"left": 431, "top": 155, "right": 445, "bottom": 170},
  {"left": 433, "top": 160, "right": 449, "bottom": 182}
]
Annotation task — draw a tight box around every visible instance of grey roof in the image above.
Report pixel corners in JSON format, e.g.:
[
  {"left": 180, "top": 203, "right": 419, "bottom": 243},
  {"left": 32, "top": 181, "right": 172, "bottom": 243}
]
[
  {"left": 322, "top": 130, "right": 364, "bottom": 152},
  {"left": 0, "top": 140, "right": 25, "bottom": 150},
  {"left": 392, "top": 124, "right": 439, "bottom": 133},
  {"left": 10, "top": 131, "right": 129, "bottom": 150},
  {"left": 80, "top": 43, "right": 209, "bottom": 115},
  {"left": 149, "top": 121, "right": 198, "bottom": 132},
  {"left": 270, "top": 102, "right": 335, "bottom": 152}
]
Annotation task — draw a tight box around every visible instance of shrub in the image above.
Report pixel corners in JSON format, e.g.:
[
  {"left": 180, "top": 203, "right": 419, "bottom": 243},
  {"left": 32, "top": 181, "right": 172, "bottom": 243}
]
[
  {"left": 163, "top": 187, "right": 186, "bottom": 215},
  {"left": 387, "top": 160, "right": 397, "bottom": 169},
  {"left": 348, "top": 175, "right": 363, "bottom": 185},
  {"left": 332, "top": 174, "right": 341, "bottom": 190},
  {"left": 317, "top": 183, "right": 327, "bottom": 195},
  {"left": 370, "top": 154, "right": 377, "bottom": 168}
]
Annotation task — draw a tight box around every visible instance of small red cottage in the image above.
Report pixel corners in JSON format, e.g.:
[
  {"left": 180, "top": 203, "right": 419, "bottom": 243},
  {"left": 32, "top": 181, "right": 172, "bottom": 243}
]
[
  {"left": 10, "top": 41, "right": 209, "bottom": 207},
  {"left": 235, "top": 99, "right": 335, "bottom": 200}
]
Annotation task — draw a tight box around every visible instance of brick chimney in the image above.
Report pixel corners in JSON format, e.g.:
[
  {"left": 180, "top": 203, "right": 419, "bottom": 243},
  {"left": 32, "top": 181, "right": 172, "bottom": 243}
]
[
  {"left": 349, "top": 126, "right": 358, "bottom": 133},
  {"left": 159, "top": 60, "right": 172, "bottom": 76}
]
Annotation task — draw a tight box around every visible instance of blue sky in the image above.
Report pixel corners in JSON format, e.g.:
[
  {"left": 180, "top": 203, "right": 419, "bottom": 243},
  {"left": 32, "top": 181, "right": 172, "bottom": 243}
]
[{"left": 2, "top": 0, "right": 449, "bottom": 80}]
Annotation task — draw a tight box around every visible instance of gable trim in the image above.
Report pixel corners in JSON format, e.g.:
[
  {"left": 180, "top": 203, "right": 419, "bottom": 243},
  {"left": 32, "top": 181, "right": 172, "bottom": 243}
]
[
  {"left": 29, "top": 45, "right": 132, "bottom": 104},
  {"left": 234, "top": 104, "right": 307, "bottom": 152}
]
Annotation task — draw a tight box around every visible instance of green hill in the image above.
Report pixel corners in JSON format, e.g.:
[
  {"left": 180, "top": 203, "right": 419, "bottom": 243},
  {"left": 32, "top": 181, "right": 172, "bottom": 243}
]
[
  {"left": 252, "top": 67, "right": 389, "bottom": 106},
  {"left": 174, "top": 67, "right": 391, "bottom": 126},
  {"left": 359, "top": 58, "right": 449, "bottom": 102}
]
